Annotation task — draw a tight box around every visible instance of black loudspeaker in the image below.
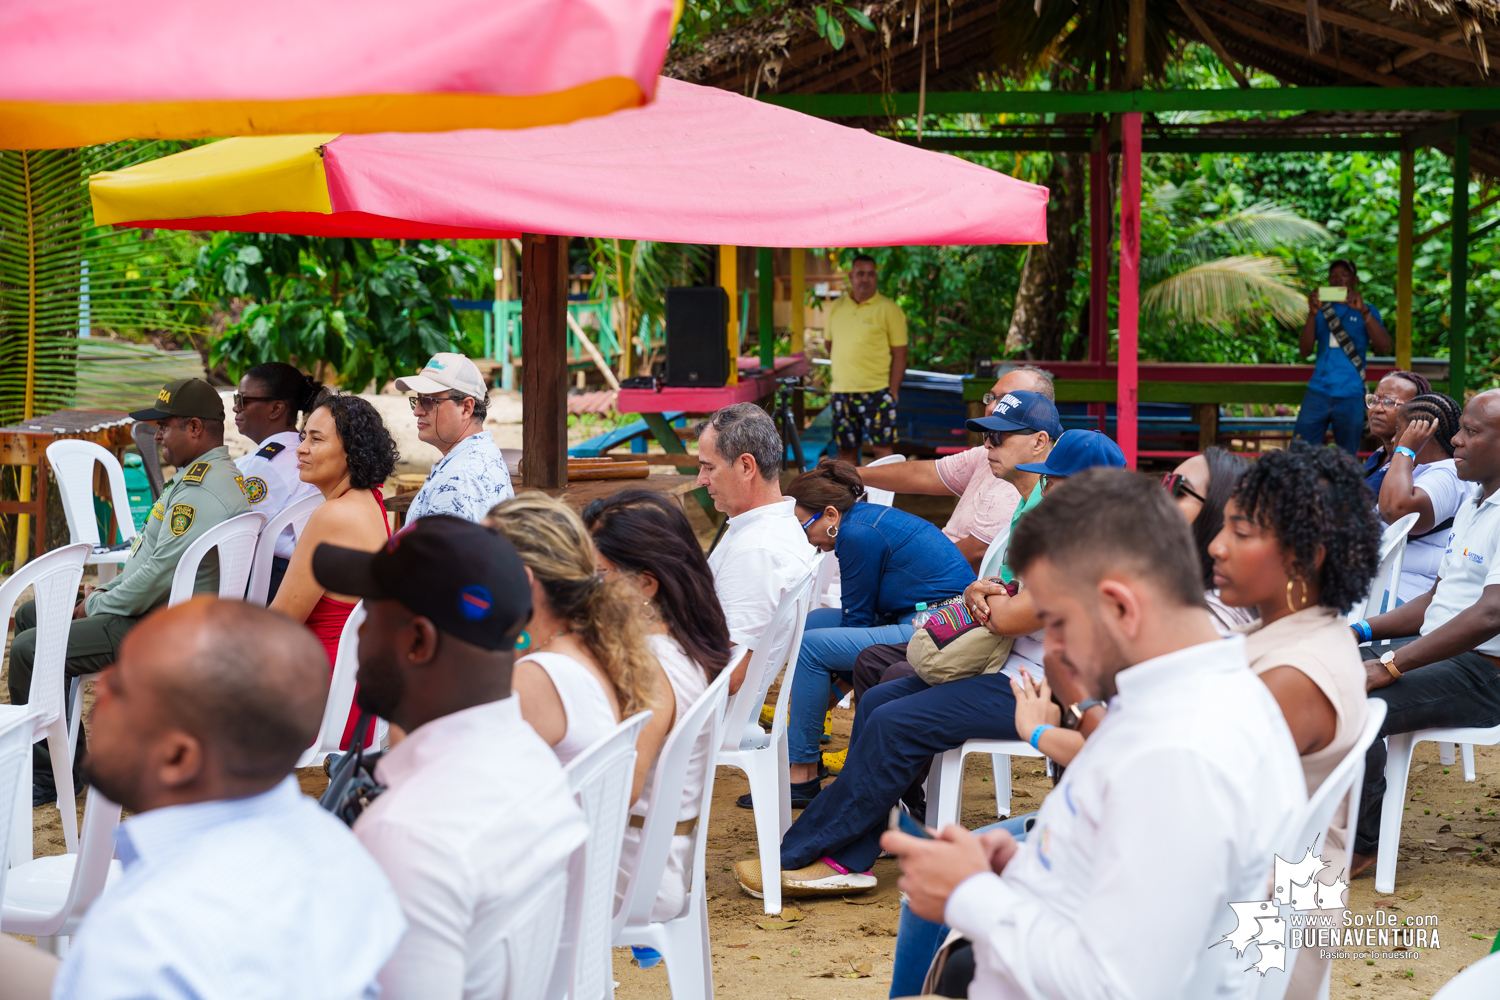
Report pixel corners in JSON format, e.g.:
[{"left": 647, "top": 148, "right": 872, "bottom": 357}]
[{"left": 665, "top": 286, "right": 730, "bottom": 388}]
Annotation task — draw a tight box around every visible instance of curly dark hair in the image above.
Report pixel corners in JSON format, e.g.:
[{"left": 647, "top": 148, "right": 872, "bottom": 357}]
[
  {"left": 308, "top": 390, "right": 398, "bottom": 490},
  {"left": 1401, "top": 393, "right": 1462, "bottom": 458},
  {"left": 1229, "top": 442, "right": 1382, "bottom": 613}
]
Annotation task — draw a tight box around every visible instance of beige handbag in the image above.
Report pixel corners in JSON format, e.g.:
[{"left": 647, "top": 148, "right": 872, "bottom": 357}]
[{"left": 906, "top": 597, "right": 1014, "bottom": 686}]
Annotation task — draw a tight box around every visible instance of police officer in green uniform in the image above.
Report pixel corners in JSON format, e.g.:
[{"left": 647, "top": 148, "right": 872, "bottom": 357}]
[{"left": 9, "top": 377, "right": 251, "bottom": 803}]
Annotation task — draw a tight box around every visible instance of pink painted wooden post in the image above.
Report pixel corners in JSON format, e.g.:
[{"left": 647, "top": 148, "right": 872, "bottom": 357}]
[
  {"left": 1088, "top": 146, "right": 1109, "bottom": 434},
  {"left": 1117, "top": 113, "right": 1142, "bottom": 469}
]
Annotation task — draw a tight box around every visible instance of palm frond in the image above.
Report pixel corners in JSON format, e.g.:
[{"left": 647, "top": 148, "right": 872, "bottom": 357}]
[
  {"left": 0, "top": 142, "right": 207, "bottom": 425},
  {"left": 1142, "top": 254, "right": 1308, "bottom": 329},
  {"left": 1179, "top": 201, "right": 1332, "bottom": 255}
]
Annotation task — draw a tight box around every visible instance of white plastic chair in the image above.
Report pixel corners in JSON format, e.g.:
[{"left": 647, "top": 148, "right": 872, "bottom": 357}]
[
  {"left": 69, "top": 511, "right": 269, "bottom": 756},
  {"left": 0, "top": 708, "right": 37, "bottom": 905},
  {"left": 978, "top": 530, "right": 1010, "bottom": 580},
  {"left": 2, "top": 786, "right": 124, "bottom": 955},
  {"left": 615, "top": 670, "right": 732, "bottom": 1000},
  {"left": 811, "top": 549, "right": 840, "bottom": 610},
  {"left": 46, "top": 440, "right": 138, "bottom": 584},
  {"left": 1256, "top": 699, "right": 1386, "bottom": 1000},
  {"left": 715, "top": 572, "right": 815, "bottom": 915},
  {"left": 245, "top": 492, "right": 323, "bottom": 606},
  {"left": 497, "top": 868, "right": 570, "bottom": 1000},
  {"left": 928, "top": 738, "right": 1046, "bottom": 831},
  {"left": 1346, "top": 512, "right": 1419, "bottom": 622},
  {"left": 167, "top": 510, "right": 266, "bottom": 607},
  {"left": 294, "top": 602, "right": 383, "bottom": 768},
  {"left": 861, "top": 453, "right": 905, "bottom": 506},
  {"left": 551, "top": 710, "right": 652, "bottom": 1000},
  {"left": 1376, "top": 714, "right": 1500, "bottom": 894},
  {"left": 0, "top": 542, "right": 89, "bottom": 865},
  {"left": 1432, "top": 950, "right": 1500, "bottom": 999}
]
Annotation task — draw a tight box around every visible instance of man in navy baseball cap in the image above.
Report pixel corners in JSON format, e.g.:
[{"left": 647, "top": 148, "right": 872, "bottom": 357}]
[
  {"left": 1017, "top": 428, "right": 1127, "bottom": 480},
  {"left": 964, "top": 389, "right": 1064, "bottom": 442}
]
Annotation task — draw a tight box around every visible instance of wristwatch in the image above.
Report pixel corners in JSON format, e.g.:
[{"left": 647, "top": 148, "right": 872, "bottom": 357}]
[
  {"left": 1380, "top": 649, "right": 1402, "bottom": 681},
  {"left": 1069, "top": 698, "right": 1105, "bottom": 723}
]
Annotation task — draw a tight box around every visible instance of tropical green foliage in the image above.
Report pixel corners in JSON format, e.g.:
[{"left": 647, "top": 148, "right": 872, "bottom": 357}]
[
  {"left": 186, "top": 233, "right": 482, "bottom": 390},
  {"left": 674, "top": 0, "right": 875, "bottom": 52}
]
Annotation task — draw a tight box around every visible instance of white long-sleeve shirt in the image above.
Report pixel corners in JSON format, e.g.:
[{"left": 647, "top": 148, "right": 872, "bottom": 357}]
[{"left": 945, "top": 634, "right": 1305, "bottom": 1000}]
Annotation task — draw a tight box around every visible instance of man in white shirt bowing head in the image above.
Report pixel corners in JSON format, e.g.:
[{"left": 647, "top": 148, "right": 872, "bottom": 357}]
[
  {"left": 883, "top": 468, "right": 1305, "bottom": 1000},
  {"left": 696, "top": 403, "right": 817, "bottom": 693},
  {"left": 397, "top": 352, "right": 514, "bottom": 522},
  {"left": 312, "top": 514, "right": 586, "bottom": 1000}
]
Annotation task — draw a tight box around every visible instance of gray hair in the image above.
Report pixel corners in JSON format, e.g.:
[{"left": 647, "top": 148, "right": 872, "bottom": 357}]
[
  {"left": 696, "top": 403, "right": 782, "bottom": 482},
  {"left": 1011, "top": 365, "right": 1056, "bottom": 401}
]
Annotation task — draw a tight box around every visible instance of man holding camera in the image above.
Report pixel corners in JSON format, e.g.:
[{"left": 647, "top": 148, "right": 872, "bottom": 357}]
[{"left": 1295, "top": 258, "right": 1392, "bottom": 455}]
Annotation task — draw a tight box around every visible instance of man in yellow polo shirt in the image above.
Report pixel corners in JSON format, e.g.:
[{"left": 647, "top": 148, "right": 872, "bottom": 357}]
[{"left": 825, "top": 254, "right": 908, "bottom": 463}]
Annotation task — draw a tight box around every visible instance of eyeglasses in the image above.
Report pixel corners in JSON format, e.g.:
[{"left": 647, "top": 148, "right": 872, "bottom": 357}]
[
  {"left": 232, "top": 393, "right": 274, "bottom": 411},
  {"left": 983, "top": 392, "right": 999, "bottom": 406},
  {"left": 408, "top": 394, "right": 463, "bottom": 412},
  {"left": 1364, "top": 394, "right": 1402, "bottom": 410},
  {"left": 1161, "top": 473, "right": 1206, "bottom": 504},
  {"left": 800, "top": 511, "right": 824, "bottom": 531}
]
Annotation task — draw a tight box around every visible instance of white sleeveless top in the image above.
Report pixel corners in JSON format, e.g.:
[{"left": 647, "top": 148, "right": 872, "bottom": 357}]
[{"left": 517, "top": 650, "right": 618, "bottom": 767}]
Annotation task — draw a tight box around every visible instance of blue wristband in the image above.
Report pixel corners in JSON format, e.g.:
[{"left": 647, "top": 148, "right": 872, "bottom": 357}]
[
  {"left": 1351, "top": 619, "right": 1373, "bottom": 643},
  {"left": 1029, "top": 724, "right": 1055, "bottom": 750},
  {"left": 1394, "top": 445, "right": 1418, "bottom": 461}
]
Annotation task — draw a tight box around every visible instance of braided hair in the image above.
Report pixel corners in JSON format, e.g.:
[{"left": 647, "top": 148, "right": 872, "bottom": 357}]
[
  {"left": 1401, "top": 393, "right": 1462, "bottom": 457},
  {"left": 1387, "top": 369, "right": 1432, "bottom": 397},
  {"left": 1229, "top": 442, "right": 1382, "bottom": 614}
]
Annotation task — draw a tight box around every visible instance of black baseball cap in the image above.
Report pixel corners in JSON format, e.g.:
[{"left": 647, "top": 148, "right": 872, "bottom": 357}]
[
  {"left": 312, "top": 515, "right": 532, "bottom": 650},
  {"left": 129, "top": 377, "right": 226, "bottom": 422}
]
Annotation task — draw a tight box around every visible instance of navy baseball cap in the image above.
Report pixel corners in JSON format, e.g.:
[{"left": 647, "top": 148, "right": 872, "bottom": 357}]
[
  {"left": 311, "top": 515, "right": 531, "bottom": 651},
  {"left": 1016, "top": 429, "right": 1127, "bottom": 476},
  {"left": 965, "top": 390, "right": 1064, "bottom": 441}
]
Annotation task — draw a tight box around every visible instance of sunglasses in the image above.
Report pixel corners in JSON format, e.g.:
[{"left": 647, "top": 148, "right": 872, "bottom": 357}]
[
  {"left": 1161, "top": 473, "right": 1206, "bottom": 503},
  {"left": 408, "top": 393, "right": 464, "bottom": 412},
  {"left": 232, "top": 393, "right": 275, "bottom": 411}
]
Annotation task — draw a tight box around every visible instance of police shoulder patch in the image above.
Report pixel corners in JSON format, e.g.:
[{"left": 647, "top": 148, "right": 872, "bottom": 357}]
[
  {"left": 181, "top": 461, "right": 210, "bottom": 484},
  {"left": 242, "top": 476, "right": 269, "bottom": 504},
  {"left": 169, "top": 504, "right": 195, "bottom": 537},
  {"left": 255, "top": 442, "right": 286, "bottom": 459}
]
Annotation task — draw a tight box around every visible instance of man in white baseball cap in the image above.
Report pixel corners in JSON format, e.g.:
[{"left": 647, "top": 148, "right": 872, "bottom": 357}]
[{"left": 395, "top": 352, "right": 513, "bottom": 522}]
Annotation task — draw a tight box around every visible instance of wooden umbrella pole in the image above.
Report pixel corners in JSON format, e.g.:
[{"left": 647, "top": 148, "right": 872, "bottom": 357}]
[{"left": 522, "top": 233, "right": 569, "bottom": 488}]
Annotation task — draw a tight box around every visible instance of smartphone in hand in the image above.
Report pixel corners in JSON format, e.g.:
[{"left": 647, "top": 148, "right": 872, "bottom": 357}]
[{"left": 888, "top": 805, "right": 932, "bottom": 839}]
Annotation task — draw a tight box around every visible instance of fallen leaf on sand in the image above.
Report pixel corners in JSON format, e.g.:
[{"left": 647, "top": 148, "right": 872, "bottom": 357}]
[
  {"left": 757, "top": 921, "right": 798, "bottom": 931},
  {"left": 1414, "top": 764, "right": 1428, "bottom": 773},
  {"left": 749, "top": 955, "right": 761, "bottom": 960},
  {"left": 1013, "top": 789, "right": 1032, "bottom": 798},
  {"left": 1343, "top": 977, "right": 1361, "bottom": 987},
  {"left": 1445, "top": 846, "right": 1474, "bottom": 854},
  {"left": 781, "top": 906, "right": 805, "bottom": 922},
  {"left": 855, "top": 962, "right": 873, "bottom": 975},
  {"left": 1401, "top": 890, "right": 1423, "bottom": 901},
  {"left": 1373, "top": 900, "right": 1400, "bottom": 909},
  {"left": 1438, "top": 824, "right": 1452, "bottom": 833},
  {"left": 727, "top": 943, "right": 748, "bottom": 949},
  {"left": 843, "top": 897, "right": 880, "bottom": 905}
]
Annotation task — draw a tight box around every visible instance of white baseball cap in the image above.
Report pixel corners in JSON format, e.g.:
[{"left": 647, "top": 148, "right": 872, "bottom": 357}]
[{"left": 394, "top": 352, "right": 486, "bottom": 398}]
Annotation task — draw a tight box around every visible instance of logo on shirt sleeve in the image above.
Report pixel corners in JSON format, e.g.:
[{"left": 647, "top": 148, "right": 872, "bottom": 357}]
[{"left": 242, "top": 477, "right": 268, "bottom": 504}]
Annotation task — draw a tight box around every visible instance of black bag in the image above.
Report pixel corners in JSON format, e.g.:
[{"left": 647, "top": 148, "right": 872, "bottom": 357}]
[
  {"left": 319, "top": 712, "right": 386, "bottom": 827},
  {"left": 1321, "top": 303, "right": 1365, "bottom": 381}
]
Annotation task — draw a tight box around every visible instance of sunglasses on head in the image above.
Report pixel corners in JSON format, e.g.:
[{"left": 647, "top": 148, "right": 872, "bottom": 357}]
[{"left": 1161, "top": 473, "right": 1206, "bottom": 503}]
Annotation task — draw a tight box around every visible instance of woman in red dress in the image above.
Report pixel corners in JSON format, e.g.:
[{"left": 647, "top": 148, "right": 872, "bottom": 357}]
[{"left": 269, "top": 390, "right": 398, "bottom": 749}]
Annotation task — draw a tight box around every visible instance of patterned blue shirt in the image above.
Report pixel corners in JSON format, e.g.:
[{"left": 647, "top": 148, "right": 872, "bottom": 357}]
[
  {"left": 53, "top": 778, "right": 405, "bottom": 1000},
  {"left": 406, "top": 432, "right": 515, "bottom": 524}
]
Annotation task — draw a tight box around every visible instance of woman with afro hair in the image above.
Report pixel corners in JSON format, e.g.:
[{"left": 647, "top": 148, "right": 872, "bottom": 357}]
[
  {"left": 1377, "top": 392, "right": 1468, "bottom": 602},
  {"left": 270, "top": 389, "right": 400, "bottom": 748},
  {"left": 1207, "top": 442, "right": 1382, "bottom": 1000}
]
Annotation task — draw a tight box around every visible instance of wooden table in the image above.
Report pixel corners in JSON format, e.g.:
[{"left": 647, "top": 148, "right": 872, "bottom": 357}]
[
  {"left": 0, "top": 409, "right": 135, "bottom": 565},
  {"left": 383, "top": 474, "right": 702, "bottom": 529}
]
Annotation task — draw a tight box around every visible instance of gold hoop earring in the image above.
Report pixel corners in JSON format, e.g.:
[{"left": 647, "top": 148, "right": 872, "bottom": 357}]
[{"left": 1286, "top": 580, "right": 1296, "bottom": 613}]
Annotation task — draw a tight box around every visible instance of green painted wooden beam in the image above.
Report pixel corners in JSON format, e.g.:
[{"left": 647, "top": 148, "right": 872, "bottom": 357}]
[
  {"left": 762, "top": 88, "right": 1500, "bottom": 117},
  {"left": 758, "top": 247, "right": 775, "bottom": 371},
  {"left": 901, "top": 136, "right": 1405, "bottom": 153}
]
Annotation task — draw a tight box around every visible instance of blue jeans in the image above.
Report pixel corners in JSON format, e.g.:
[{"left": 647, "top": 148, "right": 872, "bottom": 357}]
[
  {"left": 1293, "top": 388, "right": 1365, "bottom": 455},
  {"left": 788, "top": 608, "right": 915, "bottom": 764},
  {"left": 889, "top": 814, "right": 1036, "bottom": 998},
  {"left": 780, "top": 670, "right": 1018, "bottom": 874}
]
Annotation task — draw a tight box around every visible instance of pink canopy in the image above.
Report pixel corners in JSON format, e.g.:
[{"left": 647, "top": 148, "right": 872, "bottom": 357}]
[
  {"left": 2, "top": 0, "right": 678, "bottom": 147},
  {"left": 91, "top": 79, "right": 1049, "bottom": 247}
]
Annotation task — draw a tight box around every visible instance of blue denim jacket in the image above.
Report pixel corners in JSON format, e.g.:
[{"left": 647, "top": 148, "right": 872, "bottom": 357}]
[{"left": 834, "top": 501, "right": 975, "bottom": 628}]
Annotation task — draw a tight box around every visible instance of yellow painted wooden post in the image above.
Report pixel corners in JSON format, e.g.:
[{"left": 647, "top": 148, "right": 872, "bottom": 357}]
[
  {"left": 1397, "top": 144, "right": 1414, "bottom": 371},
  {"left": 721, "top": 245, "right": 738, "bottom": 386},
  {"left": 790, "top": 248, "right": 805, "bottom": 354}
]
